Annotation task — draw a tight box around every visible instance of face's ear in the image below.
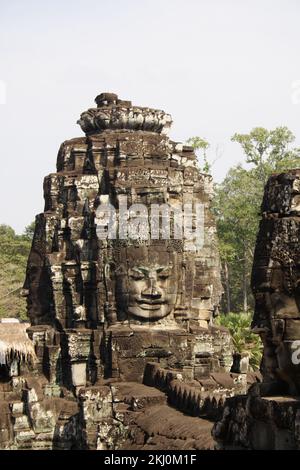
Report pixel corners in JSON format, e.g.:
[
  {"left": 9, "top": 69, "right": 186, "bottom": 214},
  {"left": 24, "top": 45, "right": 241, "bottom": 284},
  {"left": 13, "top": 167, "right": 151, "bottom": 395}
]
[
  {"left": 104, "top": 261, "right": 118, "bottom": 280},
  {"left": 115, "top": 264, "right": 128, "bottom": 277},
  {"left": 104, "top": 262, "right": 111, "bottom": 282},
  {"left": 103, "top": 262, "right": 118, "bottom": 324},
  {"left": 103, "top": 262, "right": 115, "bottom": 298}
]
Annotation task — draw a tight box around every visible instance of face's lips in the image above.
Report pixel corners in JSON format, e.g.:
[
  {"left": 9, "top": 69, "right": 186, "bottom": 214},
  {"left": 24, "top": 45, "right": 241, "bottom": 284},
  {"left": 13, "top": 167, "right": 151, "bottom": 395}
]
[
  {"left": 135, "top": 298, "right": 166, "bottom": 310},
  {"left": 137, "top": 298, "right": 166, "bottom": 305},
  {"left": 138, "top": 304, "right": 163, "bottom": 310}
]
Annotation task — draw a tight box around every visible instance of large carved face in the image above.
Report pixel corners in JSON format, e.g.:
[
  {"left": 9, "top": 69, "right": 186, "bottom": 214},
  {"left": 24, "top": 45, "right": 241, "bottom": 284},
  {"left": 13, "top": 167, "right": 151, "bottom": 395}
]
[
  {"left": 252, "top": 259, "right": 300, "bottom": 329},
  {"left": 115, "top": 247, "right": 179, "bottom": 321},
  {"left": 269, "top": 260, "right": 300, "bottom": 316},
  {"left": 252, "top": 257, "right": 300, "bottom": 394}
]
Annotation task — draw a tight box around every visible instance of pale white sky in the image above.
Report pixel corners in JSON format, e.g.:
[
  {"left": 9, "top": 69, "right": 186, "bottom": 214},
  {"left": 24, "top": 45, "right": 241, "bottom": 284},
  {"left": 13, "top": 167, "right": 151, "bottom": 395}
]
[{"left": 1, "top": 0, "right": 300, "bottom": 233}]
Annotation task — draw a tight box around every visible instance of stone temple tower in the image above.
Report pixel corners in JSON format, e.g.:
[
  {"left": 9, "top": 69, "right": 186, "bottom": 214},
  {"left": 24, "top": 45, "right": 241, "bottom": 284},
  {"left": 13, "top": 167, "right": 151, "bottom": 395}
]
[
  {"left": 213, "top": 170, "right": 300, "bottom": 450},
  {"left": 0, "top": 93, "right": 247, "bottom": 450},
  {"left": 23, "top": 92, "right": 231, "bottom": 388},
  {"left": 24, "top": 92, "right": 223, "bottom": 332},
  {"left": 23, "top": 93, "right": 232, "bottom": 383}
]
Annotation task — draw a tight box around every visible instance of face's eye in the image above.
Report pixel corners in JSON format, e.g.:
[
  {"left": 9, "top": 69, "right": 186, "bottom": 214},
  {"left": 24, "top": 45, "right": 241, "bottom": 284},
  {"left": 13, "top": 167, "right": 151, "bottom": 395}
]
[
  {"left": 130, "top": 275, "right": 144, "bottom": 281},
  {"left": 129, "top": 271, "right": 145, "bottom": 281},
  {"left": 158, "top": 270, "right": 170, "bottom": 280}
]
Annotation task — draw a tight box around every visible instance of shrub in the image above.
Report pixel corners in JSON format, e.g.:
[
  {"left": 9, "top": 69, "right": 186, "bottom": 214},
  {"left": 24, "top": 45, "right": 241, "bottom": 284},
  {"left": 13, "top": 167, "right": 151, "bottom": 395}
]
[{"left": 216, "top": 312, "right": 263, "bottom": 371}]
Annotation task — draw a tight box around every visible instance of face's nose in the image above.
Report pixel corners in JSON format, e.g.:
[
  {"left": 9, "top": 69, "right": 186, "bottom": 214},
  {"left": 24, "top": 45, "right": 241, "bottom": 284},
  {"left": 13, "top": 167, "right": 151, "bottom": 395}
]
[{"left": 141, "top": 276, "right": 162, "bottom": 299}]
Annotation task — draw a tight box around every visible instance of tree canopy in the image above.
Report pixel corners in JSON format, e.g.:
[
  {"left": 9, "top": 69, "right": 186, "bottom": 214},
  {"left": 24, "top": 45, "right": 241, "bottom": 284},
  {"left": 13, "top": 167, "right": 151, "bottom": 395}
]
[
  {"left": 215, "top": 126, "right": 299, "bottom": 313},
  {"left": 0, "top": 221, "right": 34, "bottom": 321}
]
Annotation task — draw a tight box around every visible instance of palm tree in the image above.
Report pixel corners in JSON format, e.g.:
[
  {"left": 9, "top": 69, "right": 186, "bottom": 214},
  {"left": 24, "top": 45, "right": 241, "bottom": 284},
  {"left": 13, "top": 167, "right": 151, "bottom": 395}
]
[{"left": 216, "top": 312, "right": 262, "bottom": 370}]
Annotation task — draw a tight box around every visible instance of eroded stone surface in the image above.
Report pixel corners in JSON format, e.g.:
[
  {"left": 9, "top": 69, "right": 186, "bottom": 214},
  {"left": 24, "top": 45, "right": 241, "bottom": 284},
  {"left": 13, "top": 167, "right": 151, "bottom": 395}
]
[
  {"left": 251, "top": 169, "right": 300, "bottom": 396},
  {"left": 0, "top": 92, "right": 243, "bottom": 450},
  {"left": 214, "top": 169, "right": 300, "bottom": 450}
]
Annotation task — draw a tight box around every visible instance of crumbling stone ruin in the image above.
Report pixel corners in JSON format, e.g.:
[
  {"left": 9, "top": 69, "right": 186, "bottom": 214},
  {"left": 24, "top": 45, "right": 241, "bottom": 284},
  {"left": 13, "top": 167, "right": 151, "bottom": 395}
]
[
  {"left": 213, "top": 169, "right": 300, "bottom": 450},
  {"left": 0, "top": 93, "right": 257, "bottom": 450}
]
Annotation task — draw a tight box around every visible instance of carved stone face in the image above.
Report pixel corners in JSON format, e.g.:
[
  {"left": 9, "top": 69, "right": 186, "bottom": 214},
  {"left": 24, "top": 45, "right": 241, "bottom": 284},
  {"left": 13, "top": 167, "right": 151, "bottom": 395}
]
[
  {"left": 266, "top": 261, "right": 300, "bottom": 319},
  {"left": 115, "top": 248, "right": 179, "bottom": 321},
  {"left": 252, "top": 258, "right": 300, "bottom": 394},
  {"left": 127, "top": 263, "right": 177, "bottom": 319},
  {"left": 252, "top": 260, "right": 300, "bottom": 328}
]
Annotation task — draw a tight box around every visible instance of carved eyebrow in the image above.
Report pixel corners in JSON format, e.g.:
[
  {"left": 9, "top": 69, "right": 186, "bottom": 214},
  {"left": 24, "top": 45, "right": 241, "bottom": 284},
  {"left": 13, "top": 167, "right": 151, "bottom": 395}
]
[
  {"left": 130, "top": 267, "right": 149, "bottom": 275},
  {"left": 129, "top": 266, "right": 171, "bottom": 275},
  {"left": 157, "top": 266, "right": 170, "bottom": 273}
]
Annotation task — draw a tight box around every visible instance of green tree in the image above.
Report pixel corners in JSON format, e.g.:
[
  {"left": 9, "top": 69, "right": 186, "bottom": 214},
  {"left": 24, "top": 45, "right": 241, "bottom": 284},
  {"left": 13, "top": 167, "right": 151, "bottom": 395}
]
[
  {"left": 216, "top": 312, "right": 262, "bottom": 370},
  {"left": 232, "top": 126, "right": 300, "bottom": 184},
  {"left": 215, "top": 126, "right": 299, "bottom": 314},
  {"left": 0, "top": 223, "right": 33, "bottom": 321},
  {"left": 213, "top": 165, "right": 261, "bottom": 313},
  {"left": 0, "top": 224, "right": 15, "bottom": 238},
  {"left": 23, "top": 221, "right": 35, "bottom": 240},
  {"left": 186, "top": 136, "right": 211, "bottom": 173}
]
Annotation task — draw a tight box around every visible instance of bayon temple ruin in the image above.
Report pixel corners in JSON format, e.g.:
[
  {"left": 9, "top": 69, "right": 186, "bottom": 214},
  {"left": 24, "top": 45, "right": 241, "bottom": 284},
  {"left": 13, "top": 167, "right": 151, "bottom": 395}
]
[
  {"left": 213, "top": 169, "right": 300, "bottom": 450},
  {"left": 0, "top": 92, "right": 299, "bottom": 450}
]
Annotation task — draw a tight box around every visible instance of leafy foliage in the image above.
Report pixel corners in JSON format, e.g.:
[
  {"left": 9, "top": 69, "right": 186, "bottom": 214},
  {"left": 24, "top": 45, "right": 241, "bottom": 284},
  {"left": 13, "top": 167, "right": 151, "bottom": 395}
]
[
  {"left": 214, "top": 126, "right": 300, "bottom": 313},
  {"left": 23, "top": 221, "right": 36, "bottom": 240},
  {"left": 213, "top": 165, "right": 262, "bottom": 312},
  {"left": 0, "top": 222, "right": 34, "bottom": 321},
  {"left": 216, "top": 312, "right": 262, "bottom": 370},
  {"left": 186, "top": 136, "right": 211, "bottom": 173},
  {"left": 232, "top": 126, "right": 300, "bottom": 184}
]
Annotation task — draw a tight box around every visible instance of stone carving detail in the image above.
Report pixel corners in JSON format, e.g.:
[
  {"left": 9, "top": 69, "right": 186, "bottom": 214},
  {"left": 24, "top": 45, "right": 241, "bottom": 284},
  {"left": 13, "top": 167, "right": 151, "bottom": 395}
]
[
  {"left": 23, "top": 93, "right": 223, "bottom": 332},
  {"left": 77, "top": 92, "right": 173, "bottom": 135},
  {"left": 213, "top": 169, "right": 300, "bottom": 451},
  {"left": 113, "top": 248, "right": 179, "bottom": 322},
  {"left": 251, "top": 169, "right": 300, "bottom": 395},
  {"left": 0, "top": 93, "right": 244, "bottom": 451}
]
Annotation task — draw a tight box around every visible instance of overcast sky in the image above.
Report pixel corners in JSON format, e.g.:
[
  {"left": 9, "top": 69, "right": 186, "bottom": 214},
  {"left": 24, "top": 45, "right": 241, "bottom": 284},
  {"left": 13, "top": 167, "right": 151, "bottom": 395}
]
[{"left": 1, "top": 0, "right": 300, "bottom": 233}]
